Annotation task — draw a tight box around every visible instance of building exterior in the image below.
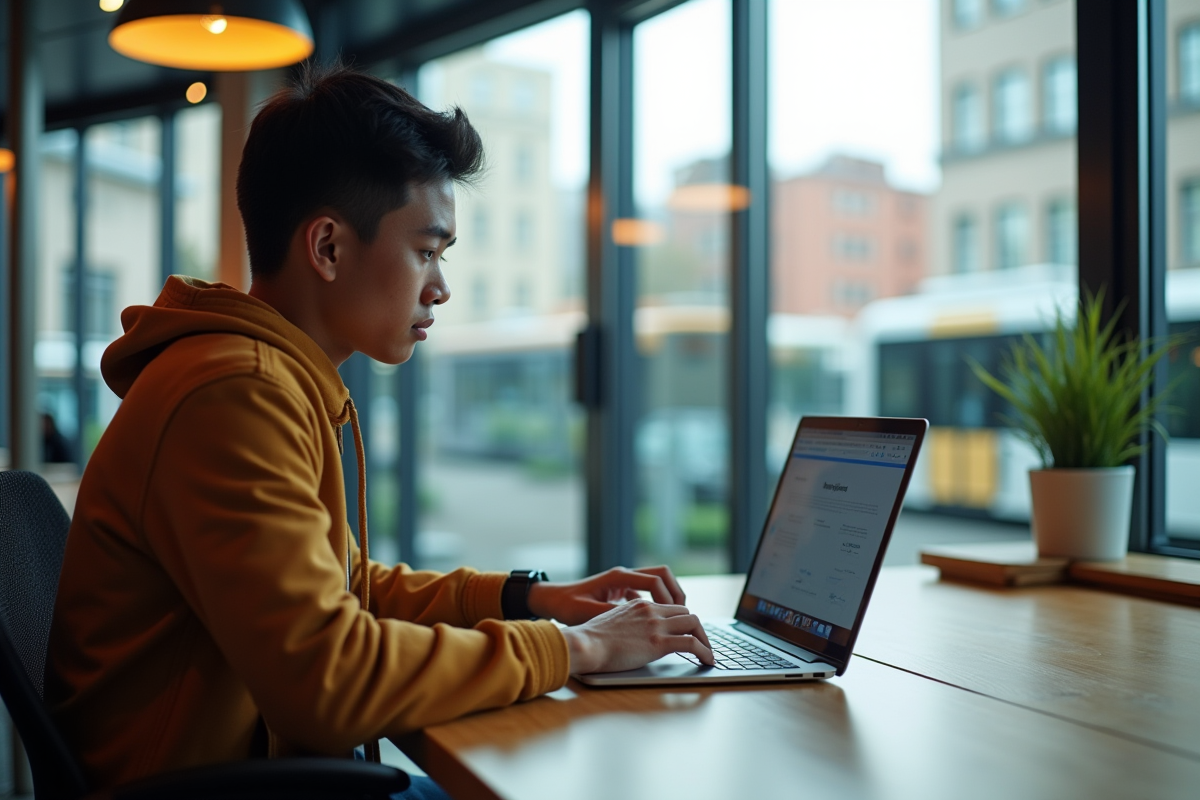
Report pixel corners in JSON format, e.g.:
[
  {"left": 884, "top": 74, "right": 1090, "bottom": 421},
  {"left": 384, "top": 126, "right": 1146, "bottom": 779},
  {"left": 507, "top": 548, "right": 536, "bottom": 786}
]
[
  {"left": 935, "top": 0, "right": 1200, "bottom": 277},
  {"left": 772, "top": 155, "right": 928, "bottom": 318},
  {"left": 420, "top": 51, "right": 563, "bottom": 324}
]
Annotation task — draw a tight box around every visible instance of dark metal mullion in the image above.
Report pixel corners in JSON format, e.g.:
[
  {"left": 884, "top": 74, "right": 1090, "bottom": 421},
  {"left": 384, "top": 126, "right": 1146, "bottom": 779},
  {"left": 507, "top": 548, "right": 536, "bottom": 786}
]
[
  {"left": 584, "top": 3, "right": 637, "bottom": 573},
  {"left": 72, "top": 130, "right": 88, "bottom": 466},
  {"left": 729, "top": 0, "right": 770, "bottom": 573},
  {"left": 1076, "top": 0, "right": 1168, "bottom": 553},
  {"left": 8, "top": 0, "right": 42, "bottom": 471},
  {"left": 1142, "top": 0, "right": 1170, "bottom": 552}
]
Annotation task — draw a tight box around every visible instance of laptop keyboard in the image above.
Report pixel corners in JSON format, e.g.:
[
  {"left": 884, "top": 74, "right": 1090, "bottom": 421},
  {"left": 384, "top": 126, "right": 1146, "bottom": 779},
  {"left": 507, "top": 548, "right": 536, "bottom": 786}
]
[{"left": 677, "top": 627, "right": 799, "bottom": 670}]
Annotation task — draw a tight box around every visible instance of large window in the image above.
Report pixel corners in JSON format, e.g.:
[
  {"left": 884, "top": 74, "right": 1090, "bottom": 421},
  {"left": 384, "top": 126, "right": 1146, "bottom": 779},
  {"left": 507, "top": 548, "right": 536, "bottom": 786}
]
[
  {"left": 952, "top": 83, "right": 985, "bottom": 153},
  {"left": 631, "top": 0, "right": 732, "bottom": 575},
  {"left": 1164, "top": 0, "right": 1200, "bottom": 549},
  {"left": 994, "top": 201, "right": 1029, "bottom": 269},
  {"left": 993, "top": 68, "right": 1033, "bottom": 144},
  {"left": 769, "top": 0, "right": 1076, "bottom": 561},
  {"left": 1043, "top": 55, "right": 1077, "bottom": 135},
  {"left": 1046, "top": 197, "right": 1077, "bottom": 266},
  {"left": 174, "top": 103, "right": 221, "bottom": 281},
  {"left": 82, "top": 118, "right": 162, "bottom": 456},
  {"left": 1181, "top": 22, "right": 1200, "bottom": 104},
  {"left": 953, "top": 212, "right": 981, "bottom": 273},
  {"left": 414, "top": 12, "right": 589, "bottom": 577}
]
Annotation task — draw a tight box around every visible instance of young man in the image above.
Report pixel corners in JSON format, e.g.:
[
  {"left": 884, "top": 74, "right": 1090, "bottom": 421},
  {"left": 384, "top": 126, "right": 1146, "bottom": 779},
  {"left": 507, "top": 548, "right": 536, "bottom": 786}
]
[{"left": 46, "top": 64, "right": 714, "bottom": 792}]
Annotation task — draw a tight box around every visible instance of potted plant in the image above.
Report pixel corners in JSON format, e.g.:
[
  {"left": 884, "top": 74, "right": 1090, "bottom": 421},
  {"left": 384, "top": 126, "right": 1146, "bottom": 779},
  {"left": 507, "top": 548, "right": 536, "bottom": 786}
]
[{"left": 971, "top": 290, "right": 1178, "bottom": 561}]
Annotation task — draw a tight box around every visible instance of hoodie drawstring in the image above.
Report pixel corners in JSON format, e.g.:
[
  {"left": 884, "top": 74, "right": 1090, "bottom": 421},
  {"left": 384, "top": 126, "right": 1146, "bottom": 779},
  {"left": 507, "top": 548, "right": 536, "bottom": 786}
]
[{"left": 345, "top": 398, "right": 380, "bottom": 764}]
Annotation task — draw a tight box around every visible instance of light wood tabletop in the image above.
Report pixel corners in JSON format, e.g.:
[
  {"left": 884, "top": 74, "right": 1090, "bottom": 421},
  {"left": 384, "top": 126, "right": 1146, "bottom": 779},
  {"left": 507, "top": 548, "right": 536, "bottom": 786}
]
[{"left": 400, "top": 568, "right": 1200, "bottom": 800}]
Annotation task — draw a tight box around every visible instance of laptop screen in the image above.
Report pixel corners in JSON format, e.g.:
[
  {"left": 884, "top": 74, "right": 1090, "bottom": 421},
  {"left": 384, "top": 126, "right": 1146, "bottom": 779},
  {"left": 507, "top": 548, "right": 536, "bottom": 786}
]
[{"left": 737, "top": 417, "right": 925, "bottom": 668}]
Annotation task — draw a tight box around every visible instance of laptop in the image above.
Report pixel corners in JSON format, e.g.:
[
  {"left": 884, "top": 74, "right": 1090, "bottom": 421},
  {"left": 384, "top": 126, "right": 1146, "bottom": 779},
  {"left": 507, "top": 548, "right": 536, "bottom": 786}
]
[{"left": 576, "top": 416, "right": 928, "bottom": 686}]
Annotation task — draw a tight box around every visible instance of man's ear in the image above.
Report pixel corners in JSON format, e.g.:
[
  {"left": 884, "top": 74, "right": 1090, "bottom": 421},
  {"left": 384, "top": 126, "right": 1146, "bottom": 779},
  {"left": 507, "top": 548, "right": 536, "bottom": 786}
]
[{"left": 304, "top": 215, "right": 342, "bottom": 283}]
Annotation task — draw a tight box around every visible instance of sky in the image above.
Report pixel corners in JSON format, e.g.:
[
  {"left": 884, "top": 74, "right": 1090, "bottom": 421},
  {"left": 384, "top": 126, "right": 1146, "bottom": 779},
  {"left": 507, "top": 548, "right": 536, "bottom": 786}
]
[{"left": 475, "top": 0, "right": 941, "bottom": 204}]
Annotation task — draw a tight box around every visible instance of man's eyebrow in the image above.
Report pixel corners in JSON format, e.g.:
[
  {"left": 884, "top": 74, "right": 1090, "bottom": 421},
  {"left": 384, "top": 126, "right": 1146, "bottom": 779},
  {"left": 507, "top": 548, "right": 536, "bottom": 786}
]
[{"left": 420, "top": 224, "right": 456, "bottom": 246}]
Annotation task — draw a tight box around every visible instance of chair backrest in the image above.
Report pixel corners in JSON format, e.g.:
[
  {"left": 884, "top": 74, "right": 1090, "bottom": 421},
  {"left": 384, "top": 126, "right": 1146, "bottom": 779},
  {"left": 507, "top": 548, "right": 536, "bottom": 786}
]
[{"left": 0, "top": 470, "right": 90, "bottom": 798}]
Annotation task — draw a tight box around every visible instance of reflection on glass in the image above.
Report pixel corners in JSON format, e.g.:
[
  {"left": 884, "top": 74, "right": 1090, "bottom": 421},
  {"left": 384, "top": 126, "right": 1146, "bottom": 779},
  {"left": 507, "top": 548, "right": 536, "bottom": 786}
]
[
  {"left": 633, "top": 0, "right": 732, "bottom": 575},
  {"left": 414, "top": 11, "right": 589, "bottom": 578},
  {"left": 36, "top": 129, "right": 81, "bottom": 465},
  {"left": 1164, "top": 0, "right": 1200, "bottom": 547},
  {"left": 174, "top": 103, "right": 221, "bottom": 281},
  {"left": 769, "top": 0, "right": 1077, "bottom": 562},
  {"left": 83, "top": 118, "right": 162, "bottom": 456}
]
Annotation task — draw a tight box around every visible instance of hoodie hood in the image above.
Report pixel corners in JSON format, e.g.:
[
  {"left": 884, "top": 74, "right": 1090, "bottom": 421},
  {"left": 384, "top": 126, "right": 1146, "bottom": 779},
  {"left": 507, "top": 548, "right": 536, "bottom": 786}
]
[{"left": 102, "top": 276, "right": 350, "bottom": 424}]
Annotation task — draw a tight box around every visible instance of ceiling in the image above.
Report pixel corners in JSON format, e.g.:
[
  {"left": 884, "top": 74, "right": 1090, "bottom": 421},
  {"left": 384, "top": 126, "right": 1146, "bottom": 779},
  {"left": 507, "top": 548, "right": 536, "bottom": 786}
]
[{"left": 0, "top": 0, "right": 544, "bottom": 130}]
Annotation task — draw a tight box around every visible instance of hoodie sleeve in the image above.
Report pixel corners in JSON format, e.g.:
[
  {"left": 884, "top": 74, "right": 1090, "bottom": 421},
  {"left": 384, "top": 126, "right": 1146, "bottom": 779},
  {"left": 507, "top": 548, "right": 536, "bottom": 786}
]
[
  {"left": 144, "top": 374, "right": 569, "bottom": 754},
  {"left": 352, "top": 556, "right": 510, "bottom": 627}
]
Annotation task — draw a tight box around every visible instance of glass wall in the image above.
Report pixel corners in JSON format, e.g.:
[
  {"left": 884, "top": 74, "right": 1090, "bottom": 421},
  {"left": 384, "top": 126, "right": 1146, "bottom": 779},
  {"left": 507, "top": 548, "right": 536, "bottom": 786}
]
[
  {"left": 81, "top": 118, "right": 163, "bottom": 457},
  {"left": 174, "top": 103, "right": 222, "bottom": 281},
  {"left": 34, "top": 129, "right": 80, "bottom": 467},
  {"left": 631, "top": 0, "right": 732, "bottom": 575},
  {"left": 1163, "top": 0, "right": 1200, "bottom": 549},
  {"left": 768, "top": 0, "right": 1078, "bottom": 564},
  {"left": 413, "top": 11, "right": 589, "bottom": 577}
]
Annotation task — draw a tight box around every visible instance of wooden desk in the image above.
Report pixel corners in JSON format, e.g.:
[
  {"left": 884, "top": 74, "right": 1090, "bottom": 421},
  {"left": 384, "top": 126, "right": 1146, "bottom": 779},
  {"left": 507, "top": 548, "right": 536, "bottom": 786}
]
[{"left": 401, "top": 568, "right": 1200, "bottom": 800}]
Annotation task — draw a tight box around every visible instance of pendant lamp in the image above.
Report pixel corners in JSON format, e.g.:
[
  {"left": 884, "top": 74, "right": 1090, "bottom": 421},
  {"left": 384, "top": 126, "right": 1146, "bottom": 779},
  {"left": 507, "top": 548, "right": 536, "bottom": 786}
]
[{"left": 109, "top": 1, "right": 314, "bottom": 71}]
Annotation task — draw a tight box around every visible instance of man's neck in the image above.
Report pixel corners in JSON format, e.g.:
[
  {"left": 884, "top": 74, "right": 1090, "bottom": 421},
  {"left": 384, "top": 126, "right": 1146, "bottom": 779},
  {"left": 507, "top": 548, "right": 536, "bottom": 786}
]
[{"left": 248, "top": 277, "right": 350, "bottom": 367}]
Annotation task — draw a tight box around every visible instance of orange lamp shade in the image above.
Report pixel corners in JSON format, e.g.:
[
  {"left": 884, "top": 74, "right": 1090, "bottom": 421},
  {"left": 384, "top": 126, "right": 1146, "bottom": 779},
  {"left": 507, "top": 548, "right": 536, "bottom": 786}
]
[{"left": 109, "top": 1, "right": 313, "bottom": 71}]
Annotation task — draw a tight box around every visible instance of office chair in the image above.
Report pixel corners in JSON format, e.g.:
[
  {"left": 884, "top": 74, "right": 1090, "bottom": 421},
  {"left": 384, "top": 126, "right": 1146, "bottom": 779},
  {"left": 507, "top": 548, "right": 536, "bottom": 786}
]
[{"left": 0, "top": 469, "right": 410, "bottom": 800}]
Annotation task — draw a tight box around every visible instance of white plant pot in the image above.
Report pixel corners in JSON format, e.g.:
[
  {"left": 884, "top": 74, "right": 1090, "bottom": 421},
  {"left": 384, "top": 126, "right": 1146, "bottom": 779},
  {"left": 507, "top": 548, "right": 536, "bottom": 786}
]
[{"left": 1029, "top": 467, "right": 1135, "bottom": 561}]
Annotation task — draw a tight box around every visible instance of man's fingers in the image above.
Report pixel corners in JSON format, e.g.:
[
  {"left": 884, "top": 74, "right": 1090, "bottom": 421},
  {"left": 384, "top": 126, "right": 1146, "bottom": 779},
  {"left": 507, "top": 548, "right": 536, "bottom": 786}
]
[
  {"left": 663, "top": 634, "right": 715, "bottom": 666},
  {"left": 632, "top": 565, "right": 686, "bottom": 604},
  {"left": 610, "top": 570, "right": 673, "bottom": 604},
  {"left": 663, "top": 613, "right": 711, "bottom": 649}
]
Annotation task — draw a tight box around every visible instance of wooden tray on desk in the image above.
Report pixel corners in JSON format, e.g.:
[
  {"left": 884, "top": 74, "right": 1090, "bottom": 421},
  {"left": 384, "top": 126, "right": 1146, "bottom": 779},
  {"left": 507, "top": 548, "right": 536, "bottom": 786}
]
[
  {"left": 919, "top": 540, "right": 1068, "bottom": 587},
  {"left": 1070, "top": 554, "right": 1200, "bottom": 607}
]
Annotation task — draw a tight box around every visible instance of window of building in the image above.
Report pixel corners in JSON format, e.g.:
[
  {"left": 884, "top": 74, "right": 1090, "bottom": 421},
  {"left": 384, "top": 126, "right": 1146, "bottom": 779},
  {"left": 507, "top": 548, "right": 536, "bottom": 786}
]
[
  {"left": 898, "top": 239, "right": 919, "bottom": 264},
  {"left": 1046, "top": 197, "right": 1077, "bottom": 266},
  {"left": 993, "top": 68, "right": 1033, "bottom": 144},
  {"left": 994, "top": 201, "right": 1029, "bottom": 269},
  {"left": 952, "top": 82, "right": 985, "bottom": 152},
  {"left": 953, "top": 213, "right": 981, "bottom": 273},
  {"left": 473, "top": 275, "right": 489, "bottom": 313},
  {"left": 634, "top": 0, "right": 732, "bottom": 574},
  {"left": 514, "top": 211, "right": 533, "bottom": 251},
  {"left": 515, "top": 143, "right": 534, "bottom": 185},
  {"left": 953, "top": 0, "right": 985, "bottom": 31},
  {"left": 469, "top": 72, "right": 494, "bottom": 109},
  {"left": 832, "top": 234, "right": 874, "bottom": 262},
  {"left": 1181, "top": 23, "right": 1200, "bottom": 103},
  {"left": 514, "top": 278, "right": 532, "bottom": 308},
  {"left": 991, "top": 0, "right": 1026, "bottom": 18},
  {"left": 472, "top": 206, "right": 489, "bottom": 247},
  {"left": 512, "top": 77, "right": 536, "bottom": 114},
  {"left": 414, "top": 11, "right": 588, "bottom": 577},
  {"left": 832, "top": 190, "right": 874, "bottom": 216},
  {"left": 1183, "top": 180, "right": 1200, "bottom": 266},
  {"left": 1042, "top": 56, "right": 1077, "bottom": 135}
]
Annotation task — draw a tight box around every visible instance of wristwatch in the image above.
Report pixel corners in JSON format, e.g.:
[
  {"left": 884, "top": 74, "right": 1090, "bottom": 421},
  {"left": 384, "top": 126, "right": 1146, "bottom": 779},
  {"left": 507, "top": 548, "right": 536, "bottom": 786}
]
[{"left": 502, "top": 569, "right": 548, "bottom": 620}]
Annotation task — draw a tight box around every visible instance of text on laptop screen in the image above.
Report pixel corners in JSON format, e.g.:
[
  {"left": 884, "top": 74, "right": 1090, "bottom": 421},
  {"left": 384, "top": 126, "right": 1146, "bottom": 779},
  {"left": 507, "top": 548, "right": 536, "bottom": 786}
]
[{"left": 744, "top": 427, "right": 915, "bottom": 638}]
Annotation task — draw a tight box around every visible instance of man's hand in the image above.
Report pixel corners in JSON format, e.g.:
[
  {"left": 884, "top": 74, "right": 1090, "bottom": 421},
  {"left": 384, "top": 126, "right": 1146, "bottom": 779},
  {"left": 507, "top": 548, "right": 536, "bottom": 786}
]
[
  {"left": 526, "top": 565, "right": 686, "bottom": 626},
  {"left": 560, "top": 599, "right": 715, "bottom": 674}
]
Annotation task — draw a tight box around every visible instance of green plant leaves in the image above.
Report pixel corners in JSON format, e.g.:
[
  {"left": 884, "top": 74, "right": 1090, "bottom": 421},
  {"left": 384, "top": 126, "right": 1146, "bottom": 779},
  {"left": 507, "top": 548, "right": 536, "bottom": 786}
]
[{"left": 968, "top": 288, "right": 1184, "bottom": 469}]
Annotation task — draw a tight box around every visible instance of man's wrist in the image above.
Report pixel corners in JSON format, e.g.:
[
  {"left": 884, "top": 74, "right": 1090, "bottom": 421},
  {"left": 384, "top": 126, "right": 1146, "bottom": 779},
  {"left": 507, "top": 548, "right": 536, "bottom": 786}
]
[{"left": 501, "top": 570, "right": 548, "bottom": 620}]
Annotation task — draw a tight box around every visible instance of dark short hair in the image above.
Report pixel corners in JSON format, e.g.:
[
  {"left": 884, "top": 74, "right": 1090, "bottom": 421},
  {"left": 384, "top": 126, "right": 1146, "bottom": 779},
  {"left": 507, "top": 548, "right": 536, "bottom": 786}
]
[{"left": 237, "top": 62, "right": 485, "bottom": 278}]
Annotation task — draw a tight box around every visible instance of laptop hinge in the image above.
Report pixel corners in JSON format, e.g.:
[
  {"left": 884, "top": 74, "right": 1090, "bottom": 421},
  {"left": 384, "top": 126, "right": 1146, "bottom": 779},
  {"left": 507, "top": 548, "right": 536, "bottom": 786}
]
[{"left": 732, "top": 621, "right": 832, "bottom": 665}]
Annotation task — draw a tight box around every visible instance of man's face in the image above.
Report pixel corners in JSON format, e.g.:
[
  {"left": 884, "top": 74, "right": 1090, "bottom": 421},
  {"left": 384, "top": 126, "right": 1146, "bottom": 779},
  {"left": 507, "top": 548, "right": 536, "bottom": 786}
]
[{"left": 325, "top": 180, "right": 455, "bottom": 364}]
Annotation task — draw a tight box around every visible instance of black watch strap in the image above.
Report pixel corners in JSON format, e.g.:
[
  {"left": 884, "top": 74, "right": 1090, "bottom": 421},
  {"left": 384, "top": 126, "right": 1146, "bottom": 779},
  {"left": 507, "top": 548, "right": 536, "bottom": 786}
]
[{"left": 502, "top": 569, "right": 548, "bottom": 620}]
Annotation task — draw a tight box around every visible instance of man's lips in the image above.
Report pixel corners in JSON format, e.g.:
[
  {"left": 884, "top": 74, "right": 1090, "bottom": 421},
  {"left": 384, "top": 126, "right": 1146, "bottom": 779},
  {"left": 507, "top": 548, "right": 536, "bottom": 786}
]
[{"left": 412, "top": 318, "right": 434, "bottom": 341}]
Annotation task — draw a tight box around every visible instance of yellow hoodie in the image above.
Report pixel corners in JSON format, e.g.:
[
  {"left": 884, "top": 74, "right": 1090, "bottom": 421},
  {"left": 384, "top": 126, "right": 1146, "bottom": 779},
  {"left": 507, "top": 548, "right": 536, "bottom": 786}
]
[{"left": 46, "top": 276, "right": 570, "bottom": 789}]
